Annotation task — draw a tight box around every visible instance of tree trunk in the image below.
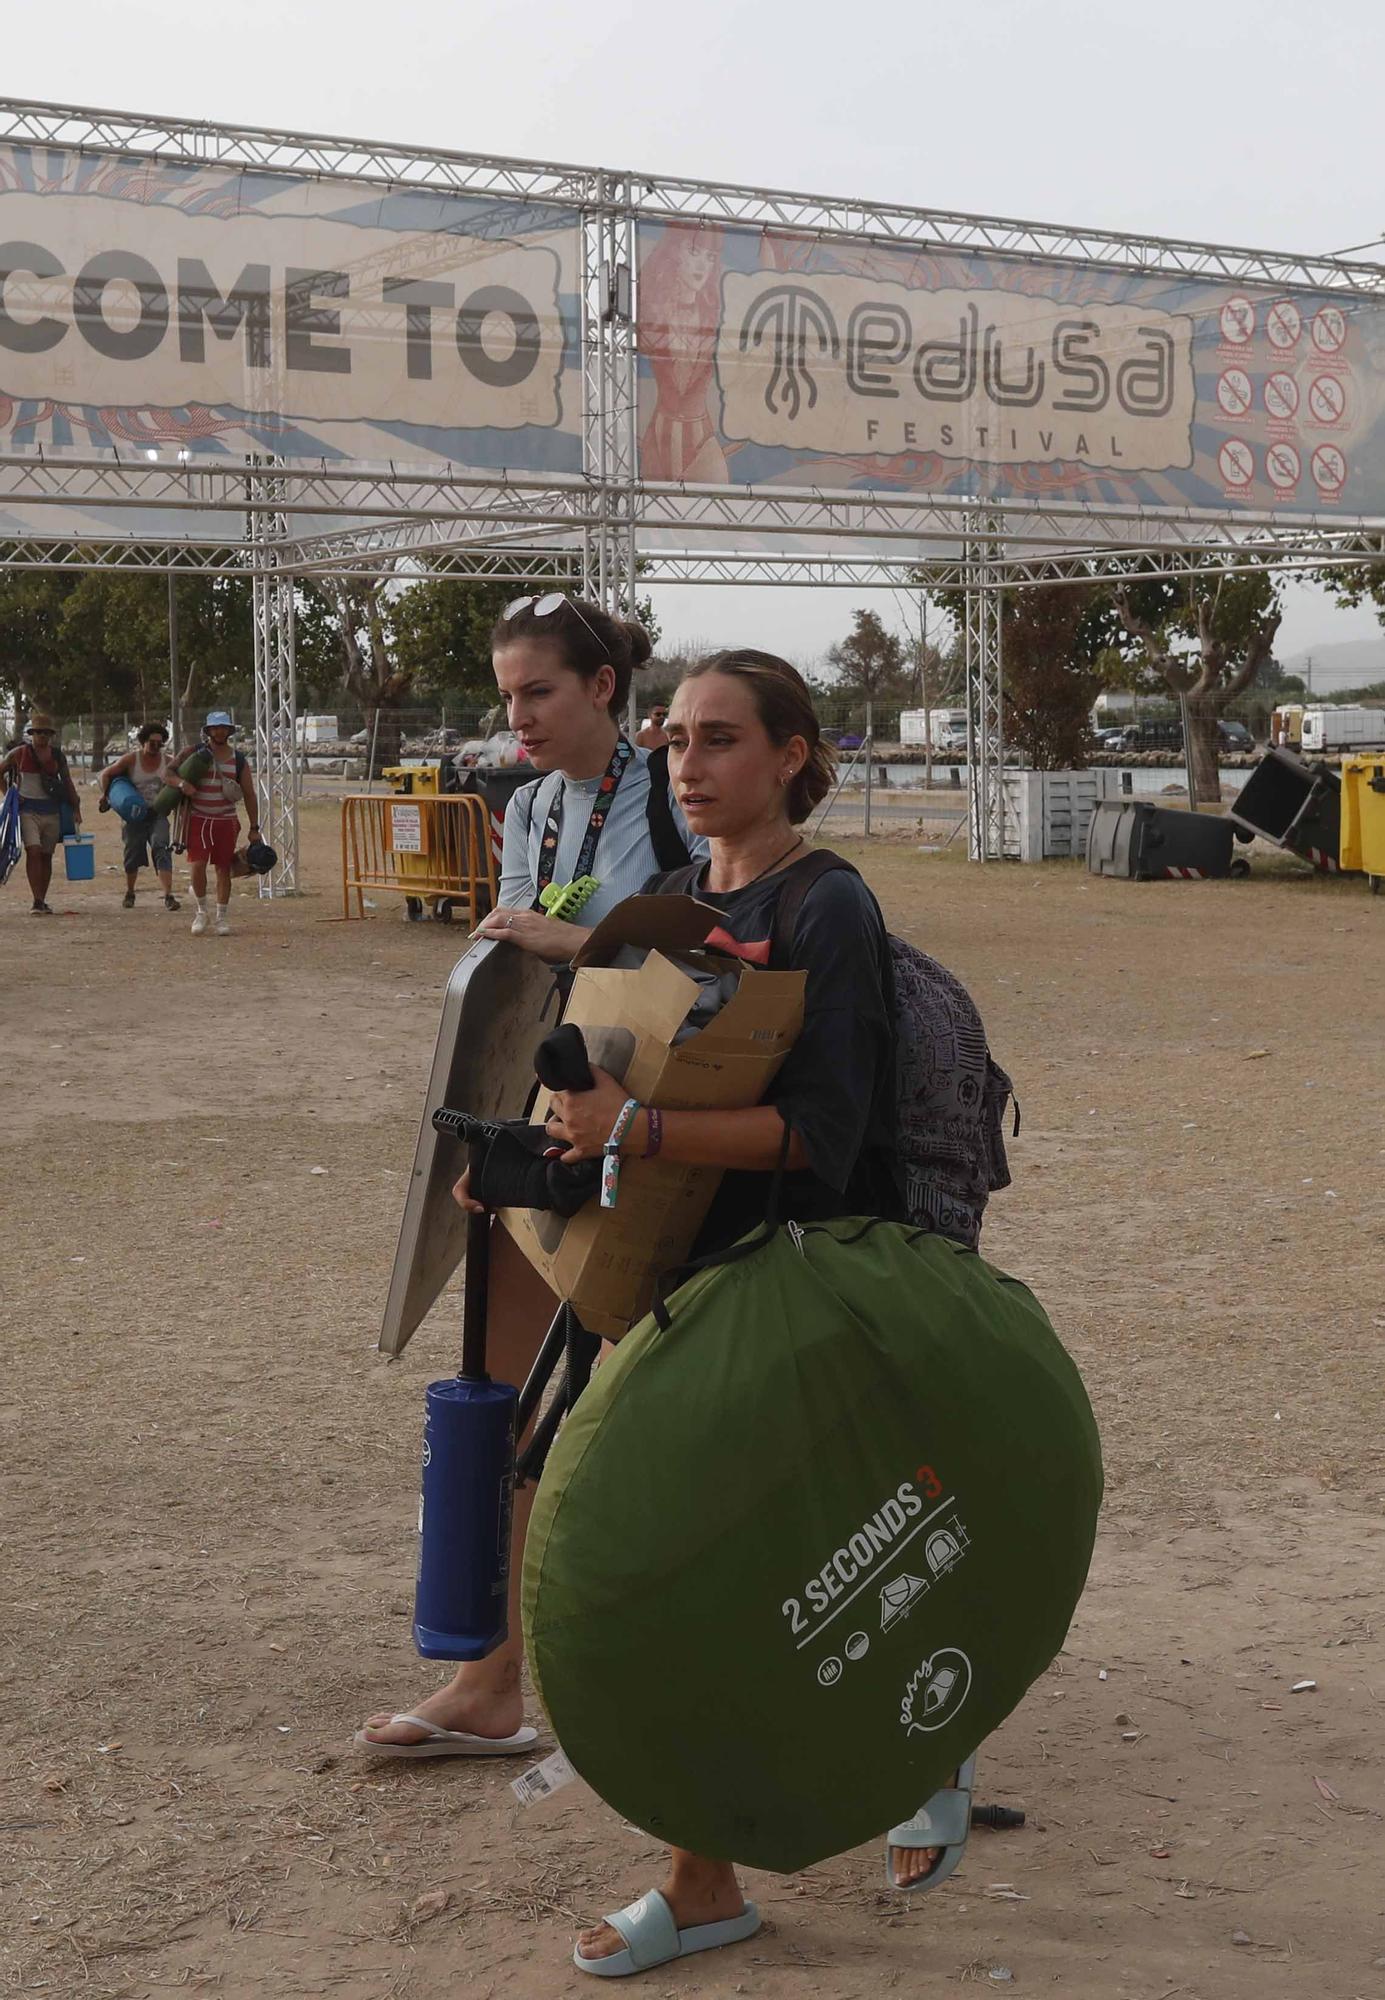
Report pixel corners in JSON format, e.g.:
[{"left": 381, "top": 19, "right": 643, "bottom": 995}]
[
  {"left": 364, "top": 699, "right": 403, "bottom": 779},
  {"left": 1186, "top": 697, "right": 1222, "bottom": 805}
]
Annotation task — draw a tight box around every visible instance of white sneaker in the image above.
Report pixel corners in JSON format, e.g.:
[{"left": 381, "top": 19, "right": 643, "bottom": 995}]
[
  {"left": 190, "top": 909, "right": 208, "bottom": 936},
  {"left": 214, "top": 914, "right": 231, "bottom": 937}
]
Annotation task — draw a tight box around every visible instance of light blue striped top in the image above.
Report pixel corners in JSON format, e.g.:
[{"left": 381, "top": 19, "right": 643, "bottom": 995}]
[{"left": 498, "top": 743, "right": 707, "bottom": 930}]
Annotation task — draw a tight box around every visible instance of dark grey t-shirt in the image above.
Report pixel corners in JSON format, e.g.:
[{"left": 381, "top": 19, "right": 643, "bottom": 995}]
[{"left": 661, "top": 858, "right": 900, "bottom": 1253}]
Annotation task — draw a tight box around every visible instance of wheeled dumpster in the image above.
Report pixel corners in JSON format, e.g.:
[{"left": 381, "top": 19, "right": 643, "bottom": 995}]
[
  {"left": 1228, "top": 749, "right": 1345, "bottom": 872},
  {"left": 1340, "top": 757, "right": 1385, "bottom": 894},
  {"left": 1087, "top": 801, "right": 1236, "bottom": 880}
]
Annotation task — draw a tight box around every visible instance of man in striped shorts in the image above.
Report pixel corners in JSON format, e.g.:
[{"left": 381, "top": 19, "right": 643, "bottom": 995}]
[{"left": 173, "top": 712, "right": 260, "bottom": 936}]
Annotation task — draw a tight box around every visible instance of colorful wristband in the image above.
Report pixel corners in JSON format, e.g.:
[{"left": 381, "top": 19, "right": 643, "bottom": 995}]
[
  {"left": 642, "top": 1107, "right": 664, "bottom": 1159},
  {"left": 600, "top": 1097, "right": 643, "bottom": 1210}
]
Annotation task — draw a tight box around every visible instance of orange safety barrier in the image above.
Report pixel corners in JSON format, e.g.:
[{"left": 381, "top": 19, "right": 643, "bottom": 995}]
[{"left": 341, "top": 793, "right": 498, "bottom": 923}]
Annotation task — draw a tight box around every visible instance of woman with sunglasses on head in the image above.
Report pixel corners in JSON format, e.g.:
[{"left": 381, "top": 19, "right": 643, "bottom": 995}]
[
  {"left": 355, "top": 594, "right": 704, "bottom": 1760},
  {"left": 535, "top": 649, "right": 919, "bottom": 1974},
  {"left": 469, "top": 593, "right": 702, "bottom": 961}
]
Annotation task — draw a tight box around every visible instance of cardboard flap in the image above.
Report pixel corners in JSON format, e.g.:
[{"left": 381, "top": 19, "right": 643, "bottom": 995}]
[
  {"left": 571, "top": 894, "right": 722, "bottom": 968},
  {"left": 562, "top": 953, "right": 704, "bottom": 1045},
  {"left": 690, "top": 968, "right": 804, "bottom": 1047}
]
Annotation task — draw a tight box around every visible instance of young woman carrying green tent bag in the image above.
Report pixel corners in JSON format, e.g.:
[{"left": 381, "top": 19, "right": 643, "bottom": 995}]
[{"left": 520, "top": 653, "right": 1092, "bottom": 1978}]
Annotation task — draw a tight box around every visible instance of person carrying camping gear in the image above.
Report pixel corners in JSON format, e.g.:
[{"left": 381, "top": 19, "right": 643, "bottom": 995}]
[
  {"left": 440, "top": 650, "right": 959, "bottom": 1973},
  {"left": 170, "top": 712, "right": 258, "bottom": 936},
  {"left": 0, "top": 714, "right": 82, "bottom": 915},
  {"left": 355, "top": 594, "right": 706, "bottom": 1761},
  {"left": 98, "top": 723, "right": 180, "bottom": 912}
]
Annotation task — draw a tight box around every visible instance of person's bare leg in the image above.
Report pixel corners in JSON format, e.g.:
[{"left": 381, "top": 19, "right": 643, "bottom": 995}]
[
  {"left": 157, "top": 862, "right": 176, "bottom": 899},
  {"left": 576, "top": 1848, "right": 746, "bottom": 1963},
  {"left": 214, "top": 862, "right": 232, "bottom": 905},
  {"left": 360, "top": 1226, "right": 559, "bottom": 1746},
  {"left": 25, "top": 846, "right": 49, "bottom": 905},
  {"left": 189, "top": 857, "right": 208, "bottom": 901}
]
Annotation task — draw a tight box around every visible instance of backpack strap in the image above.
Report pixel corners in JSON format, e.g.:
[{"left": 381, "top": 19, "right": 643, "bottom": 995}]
[
  {"left": 768, "top": 848, "right": 859, "bottom": 968},
  {"left": 642, "top": 745, "right": 694, "bottom": 872},
  {"left": 647, "top": 859, "right": 704, "bottom": 898}
]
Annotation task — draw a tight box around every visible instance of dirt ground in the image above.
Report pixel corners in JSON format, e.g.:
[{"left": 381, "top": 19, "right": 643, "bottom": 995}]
[{"left": 3, "top": 798, "right": 1382, "bottom": 2000}]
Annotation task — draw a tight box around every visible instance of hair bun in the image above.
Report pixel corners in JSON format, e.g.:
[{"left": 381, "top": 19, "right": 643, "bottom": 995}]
[{"left": 618, "top": 618, "right": 653, "bottom": 670}]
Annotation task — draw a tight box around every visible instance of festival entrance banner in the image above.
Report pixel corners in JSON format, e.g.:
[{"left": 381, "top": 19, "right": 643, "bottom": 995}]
[
  {"left": 636, "top": 221, "right": 1385, "bottom": 518},
  {"left": 0, "top": 144, "right": 582, "bottom": 477}
]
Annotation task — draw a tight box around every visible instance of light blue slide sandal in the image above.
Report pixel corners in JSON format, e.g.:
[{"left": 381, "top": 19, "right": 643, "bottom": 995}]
[
  {"left": 573, "top": 1889, "right": 761, "bottom": 1978},
  {"left": 885, "top": 1754, "right": 978, "bottom": 1893}
]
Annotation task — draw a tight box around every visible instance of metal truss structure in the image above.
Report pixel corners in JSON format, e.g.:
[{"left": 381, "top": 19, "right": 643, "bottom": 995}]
[{"left": 3, "top": 96, "right": 1384, "bottom": 866}]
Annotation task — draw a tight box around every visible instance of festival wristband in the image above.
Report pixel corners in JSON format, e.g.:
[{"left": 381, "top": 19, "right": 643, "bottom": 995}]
[
  {"left": 642, "top": 1107, "right": 664, "bottom": 1159},
  {"left": 600, "top": 1097, "right": 643, "bottom": 1209}
]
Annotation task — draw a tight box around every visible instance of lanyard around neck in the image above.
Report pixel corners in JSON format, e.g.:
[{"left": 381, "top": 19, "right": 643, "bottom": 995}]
[{"left": 532, "top": 737, "right": 633, "bottom": 904}]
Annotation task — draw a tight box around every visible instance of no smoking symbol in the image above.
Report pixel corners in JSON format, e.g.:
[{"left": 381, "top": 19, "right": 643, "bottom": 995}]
[
  {"left": 1264, "top": 372, "right": 1299, "bottom": 421},
  {"left": 1220, "top": 296, "right": 1254, "bottom": 346},
  {"left": 1266, "top": 443, "right": 1301, "bottom": 490},
  {"left": 1218, "top": 439, "right": 1255, "bottom": 488},
  {"left": 1311, "top": 444, "right": 1346, "bottom": 492},
  {"left": 1312, "top": 307, "right": 1347, "bottom": 354},
  {"left": 1217, "top": 368, "right": 1252, "bottom": 417},
  {"left": 1266, "top": 300, "right": 1302, "bottom": 350},
  {"left": 1308, "top": 375, "right": 1346, "bottom": 425}
]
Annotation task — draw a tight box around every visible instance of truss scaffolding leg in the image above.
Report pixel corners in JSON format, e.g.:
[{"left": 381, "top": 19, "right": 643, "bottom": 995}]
[
  {"left": 582, "top": 181, "right": 638, "bottom": 618},
  {"left": 964, "top": 525, "right": 1006, "bottom": 862},
  {"left": 248, "top": 465, "right": 299, "bottom": 895}
]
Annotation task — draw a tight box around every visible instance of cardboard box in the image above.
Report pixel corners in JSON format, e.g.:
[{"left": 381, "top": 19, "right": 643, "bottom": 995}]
[{"left": 500, "top": 895, "right": 804, "bottom": 1338}]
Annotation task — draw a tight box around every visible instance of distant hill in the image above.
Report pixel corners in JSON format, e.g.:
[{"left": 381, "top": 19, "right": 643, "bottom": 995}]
[{"left": 1282, "top": 638, "right": 1385, "bottom": 692}]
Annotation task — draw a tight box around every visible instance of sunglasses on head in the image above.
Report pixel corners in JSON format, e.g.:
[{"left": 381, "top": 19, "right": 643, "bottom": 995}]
[{"left": 504, "top": 592, "right": 604, "bottom": 645}]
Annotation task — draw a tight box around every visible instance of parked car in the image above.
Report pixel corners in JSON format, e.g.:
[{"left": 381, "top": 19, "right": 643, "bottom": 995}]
[
  {"left": 1218, "top": 720, "right": 1255, "bottom": 753},
  {"left": 1094, "top": 726, "right": 1127, "bottom": 750}
]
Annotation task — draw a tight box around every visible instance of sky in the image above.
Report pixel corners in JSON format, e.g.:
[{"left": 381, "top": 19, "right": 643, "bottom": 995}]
[{"left": 7, "top": 0, "right": 1385, "bottom": 678}]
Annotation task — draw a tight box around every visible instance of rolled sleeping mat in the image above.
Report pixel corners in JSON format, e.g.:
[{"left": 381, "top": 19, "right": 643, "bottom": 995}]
[
  {"left": 151, "top": 746, "right": 212, "bottom": 819},
  {"left": 107, "top": 774, "right": 154, "bottom": 825}
]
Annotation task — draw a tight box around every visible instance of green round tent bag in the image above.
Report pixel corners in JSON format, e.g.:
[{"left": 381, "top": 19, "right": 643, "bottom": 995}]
[{"left": 523, "top": 1219, "right": 1102, "bottom": 1874}]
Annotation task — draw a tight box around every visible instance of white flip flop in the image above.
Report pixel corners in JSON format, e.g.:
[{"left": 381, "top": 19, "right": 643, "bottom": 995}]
[
  {"left": 573, "top": 1889, "right": 761, "bottom": 1978},
  {"left": 352, "top": 1711, "right": 539, "bottom": 1759}
]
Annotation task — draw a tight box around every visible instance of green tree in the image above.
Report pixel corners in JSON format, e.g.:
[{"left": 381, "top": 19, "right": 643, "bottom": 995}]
[
  {"left": 1107, "top": 573, "right": 1281, "bottom": 802},
  {"left": 932, "top": 581, "right": 1114, "bottom": 771},
  {"left": 1312, "top": 534, "right": 1385, "bottom": 629},
  {"left": 0, "top": 562, "right": 255, "bottom": 761},
  {"left": 824, "top": 609, "right": 909, "bottom": 707}
]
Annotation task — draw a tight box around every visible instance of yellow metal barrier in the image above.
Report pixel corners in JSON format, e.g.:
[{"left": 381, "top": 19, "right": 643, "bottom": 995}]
[{"left": 341, "top": 793, "right": 498, "bottom": 923}]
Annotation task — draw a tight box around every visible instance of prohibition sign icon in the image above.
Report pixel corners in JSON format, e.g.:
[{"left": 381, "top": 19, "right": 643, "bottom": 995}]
[
  {"left": 1312, "top": 306, "right": 1347, "bottom": 354},
  {"left": 1266, "top": 441, "right": 1301, "bottom": 490},
  {"left": 1308, "top": 374, "right": 1346, "bottom": 425},
  {"left": 1216, "top": 367, "right": 1253, "bottom": 417},
  {"left": 1311, "top": 444, "right": 1346, "bottom": 493},
  {"left": 1218, "top": 438, "right": 1255, "bottom": 488},
  {"left": 1264, "top": 372, "right": 1299, "bottom": 421},
  {"left": 1265, "top": 300, "right": 1302, "bottom": 350},
  {"left": 1220, "top": 296, "right": 1255, "bottom": 346}
]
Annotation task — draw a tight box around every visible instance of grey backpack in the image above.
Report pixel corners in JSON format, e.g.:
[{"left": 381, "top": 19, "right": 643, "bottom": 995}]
[{"left": 770, "top": 850, "right": 1016, "bottom": 1249}]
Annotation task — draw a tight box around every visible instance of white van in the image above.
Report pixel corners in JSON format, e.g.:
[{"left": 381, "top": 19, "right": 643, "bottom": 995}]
[{"left": 1300, "top": 705, "right": 1385, "bottom": 754}]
